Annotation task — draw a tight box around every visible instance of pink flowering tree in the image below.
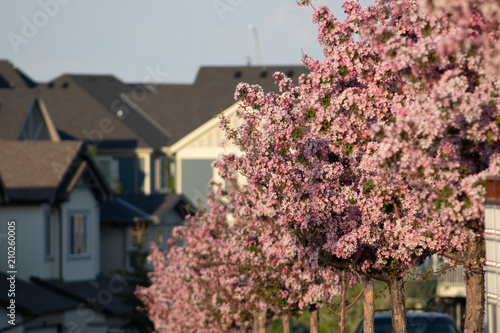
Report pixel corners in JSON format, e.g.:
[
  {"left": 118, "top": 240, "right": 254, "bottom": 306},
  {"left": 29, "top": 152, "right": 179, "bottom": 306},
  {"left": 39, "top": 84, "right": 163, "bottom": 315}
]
[
  {"left": 217, "top": 1, "right": 474, "bottom": 332},
  {"left": 135, "top": 199, "right": 254, "bottom": 333},
  {"left": 219, "top": 0, "right": 500, "bottom": 332},
  {"left": 215, "top": 162, "right": 344, "bottom": 333},
  {"left": 358, "top": 0, "right": 500, "bottom": 331},
  {"left": 137, "top": 171, "right": 342, "bottom": 333}
]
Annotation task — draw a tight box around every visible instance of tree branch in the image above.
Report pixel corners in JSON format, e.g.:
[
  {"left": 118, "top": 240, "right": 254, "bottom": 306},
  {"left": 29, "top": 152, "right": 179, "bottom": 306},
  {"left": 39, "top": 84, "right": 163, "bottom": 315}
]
[
  {"left": 441, "top": 251, "right": 466, "bottom": 264},
  {"left": 345, "top": 287, "right": 364, "bottom": 311},
  {"left": 393, "top": 202, "right": 401, "bottom": 220}
]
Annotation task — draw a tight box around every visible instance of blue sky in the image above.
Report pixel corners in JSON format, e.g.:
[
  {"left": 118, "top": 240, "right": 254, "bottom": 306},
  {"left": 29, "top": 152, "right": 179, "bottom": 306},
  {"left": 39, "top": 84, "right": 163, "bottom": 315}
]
[{"left": 1, "top": 0, "right": 371, "bottom": 84}]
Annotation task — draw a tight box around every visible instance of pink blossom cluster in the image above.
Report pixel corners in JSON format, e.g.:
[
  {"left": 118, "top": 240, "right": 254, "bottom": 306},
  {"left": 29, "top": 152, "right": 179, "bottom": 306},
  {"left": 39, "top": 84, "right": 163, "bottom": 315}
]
[
  {"left": 136, "top": 171, "right": 342, "bottom": 332},
  {"left": 221, "top": 1, "right": 426, "bottom": 278},
  {"left": 364, "top": 0, "right": 500, "bottom": 254},
  {"left": 223, "top": 0, "right": 499, "bottom": 278},
  {"left": 138, "top": 0, "right": 499, "bottom": 331}
]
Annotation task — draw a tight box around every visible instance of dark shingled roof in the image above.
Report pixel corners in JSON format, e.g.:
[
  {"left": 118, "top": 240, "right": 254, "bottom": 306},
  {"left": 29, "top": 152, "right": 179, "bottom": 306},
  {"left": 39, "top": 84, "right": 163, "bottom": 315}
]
[
  {"left": 0, "top": 141, "right": 83, "bottom": 188},
  {"left": 0, "top": 62, "right": 307, "bottom": 151},
  {"left": 0, "top": 89, "right": 38, "bottom": 140},
  {"left": 119, "top": 193, "right": 195, "bottom": 221},
  {"left": 67, "top": 74, "right": 171, "bottom": 149},
  {"left": 134, "top": 65, "right": 309, "bottom": 145},
  {"left": 32, "top": 275, "right": 133, "bottom": 316},
  {"left": 39, "top": 74, "right": 169, "bottom": 150},
  {"left": 0, "top": 273, "right": 79, "bottom": 316},
  {"left": 100, "top": 196, "right": 153, "bottom": 224},
  {"left": 0, "top": 141, "right": 112, "bottom": 203},
  {"left": 0, "top": 60, "right": 38, "bottom": 89},
  {"left": 38, "top": 75, "right": 147, "bottom": 149}
]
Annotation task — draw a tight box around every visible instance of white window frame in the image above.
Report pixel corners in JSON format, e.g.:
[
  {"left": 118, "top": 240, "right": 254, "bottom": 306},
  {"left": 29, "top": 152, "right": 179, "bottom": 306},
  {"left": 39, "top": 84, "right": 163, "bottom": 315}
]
[
  {"left": 96, "top": 156, "right": 119, "bottom": 191},
  {"left": 155, "top": 157, "right": 173, "bottom": 193},
  {"left": 68, "top": 212, "right": 90, "bottom": 258}
]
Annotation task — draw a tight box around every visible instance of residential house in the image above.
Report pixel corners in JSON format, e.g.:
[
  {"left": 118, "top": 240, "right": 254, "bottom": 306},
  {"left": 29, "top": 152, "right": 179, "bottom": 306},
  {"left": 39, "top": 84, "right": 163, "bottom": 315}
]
[
  {"left": 485, "top": 175, "right": 500, "bottom": 333},
  {"left": 0, "top": 141, "right": 132, "bottom": 332},
  {"left": 38, "top": 73, "right": 171, "bottom": 195},
  {"left": 135, "top": 65, "right": 309, "bottom": 205},
  {"left": 100, "top": 193, "right": 194, "bottom": 275},
  {"left": 0, "top": 60, "right": 192, "bottom": 276}
]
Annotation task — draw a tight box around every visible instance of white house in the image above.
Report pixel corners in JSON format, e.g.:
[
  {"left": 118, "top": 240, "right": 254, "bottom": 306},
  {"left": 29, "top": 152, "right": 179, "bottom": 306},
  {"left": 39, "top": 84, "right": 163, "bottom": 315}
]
[
  {"left": 485, "top": 175, "right": 500, "bottom": 333},
  {"left": 0, "top": 141, "right": 132, "bottom": 333}
]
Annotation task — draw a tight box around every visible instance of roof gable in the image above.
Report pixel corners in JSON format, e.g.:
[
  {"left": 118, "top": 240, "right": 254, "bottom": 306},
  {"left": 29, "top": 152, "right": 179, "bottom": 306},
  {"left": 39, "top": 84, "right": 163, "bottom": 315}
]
[
  {"left": 135, "top": 65, "right": 309, "bottom": 145},
  {"left": 0, "top": 141, "right": 112, "bottom": 203},
  {"left": 41, "top": 74, "right": 170, "bottom": 150},
  {"left": 0, "top": 91, "right": 60, "bottom": 141},
  {"left": 168, "top": 101, "right": 240, "bottom": 154},
  {"left": 18, "top": 95, "right": 61, "bottom": 141}
]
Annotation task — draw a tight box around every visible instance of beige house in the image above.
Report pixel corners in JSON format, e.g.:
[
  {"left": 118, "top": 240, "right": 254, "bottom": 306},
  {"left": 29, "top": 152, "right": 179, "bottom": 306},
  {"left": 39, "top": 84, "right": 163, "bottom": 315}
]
[
  {"left": 165, "top": 102, "right": 243, "bottom": 206},
  {"left": 485, "top": 176, "right": 500, "bottom": 333}
]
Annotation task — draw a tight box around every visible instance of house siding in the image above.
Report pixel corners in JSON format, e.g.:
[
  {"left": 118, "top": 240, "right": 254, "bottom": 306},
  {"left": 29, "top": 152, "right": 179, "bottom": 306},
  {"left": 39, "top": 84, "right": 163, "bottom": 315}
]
[
  {"left": 180, "top": 158, "right": 214, "bottom": 206},
  {"left": 100, "top": 225, "right": 125, "bottom": 276},
  {"left": 41, "top": 204, "right": 59, "bottom": 280},
  {"left": 61, "top": 188, "right": 100, "bottom": 282},
  {"left": 173, "top": 107, "right": 242, "bottom": 206},
  {"left": 485, "top": 204, "right": 500, "bottom": 333},
  {"left": 159, "top": 209, "right": 185, "bottom": 249},
  {"left": 0, "top": 205, "right": 46, "bottom": 281}
]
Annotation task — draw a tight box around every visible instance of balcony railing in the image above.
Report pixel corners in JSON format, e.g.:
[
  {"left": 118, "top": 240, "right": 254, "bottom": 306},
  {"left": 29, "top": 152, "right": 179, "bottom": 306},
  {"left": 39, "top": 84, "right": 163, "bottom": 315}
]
[
  {"left": 436, "top": 266, "right": 466, "bottom": 298},
  {"left": 439, "top": 266, "right": 465, "bottom": 285}
]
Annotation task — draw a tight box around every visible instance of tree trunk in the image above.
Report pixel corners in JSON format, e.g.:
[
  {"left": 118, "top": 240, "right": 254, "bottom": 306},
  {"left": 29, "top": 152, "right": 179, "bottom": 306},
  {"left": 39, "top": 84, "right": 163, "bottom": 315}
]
[
  {"left": 253, "top": 313, "right": 259, "bottom": 333},
  {"left": 388, "top": 275, "right": 406, "bottom": 333},
  {"left": 463, "top": 239, "right": 485, "bottom": 333},
  {"left": 281, "top": 313, "right": 290, "bottom": 333},
  {"left": 363, "top": 281, "right": 375, "bottom": 333},
  {"left": 339, "top": 271, "right": 348, "bottom": 333},
  {"left": 309, "top": 304, "right": 319, "bottom": 333},
  {"left": 255, "top": 305, "right": 267, "bottom": 333}
]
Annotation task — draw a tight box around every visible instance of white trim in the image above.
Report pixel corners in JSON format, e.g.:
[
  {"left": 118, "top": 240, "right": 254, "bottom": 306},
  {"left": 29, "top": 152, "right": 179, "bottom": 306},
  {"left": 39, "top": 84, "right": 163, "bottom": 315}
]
[
  {"left": 134, "top": 147, "right": 154, "bottom": 154},
  {"left": 175, "top": 158, "right": 182, "bottom": 195},
  {"left": 176, "top": 147, "right": 239, "bottom": 159},
  {"left": 137, "top": 152, "right": 151, "bottom": 194},
  {"left": 37, "top": 96, "right": 61, "bottom": 142},
  {"left": 68, "top": 211, "right": 91, "bottom": 259},
  {"left": 168, "top": 102, "right": 241, "bottom": 154}
]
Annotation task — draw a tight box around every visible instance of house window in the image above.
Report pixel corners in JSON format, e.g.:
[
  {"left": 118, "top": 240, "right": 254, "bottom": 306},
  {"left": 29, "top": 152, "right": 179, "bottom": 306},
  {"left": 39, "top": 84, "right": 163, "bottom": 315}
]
[
  {"left": 96, "top": 157, "right": 119, "bottom": 191},
  {"left": 154, "top": 228, "right": 163, "bottom": 248},
  {"left": 45, "top": 212, "right": 54, "bottom": 259},
  {"left": 155, "top": 157, "right": 174, "bottom": 193},
  {"left": 69, "top": 213, "right": 89, "bottom": 256}
]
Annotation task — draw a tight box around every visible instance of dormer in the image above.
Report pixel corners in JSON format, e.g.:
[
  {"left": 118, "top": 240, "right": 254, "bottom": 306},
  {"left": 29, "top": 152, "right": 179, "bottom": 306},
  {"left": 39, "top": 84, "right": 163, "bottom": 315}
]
[{"left": 18, "top": 95, "right": 60, "bottom": 141}]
